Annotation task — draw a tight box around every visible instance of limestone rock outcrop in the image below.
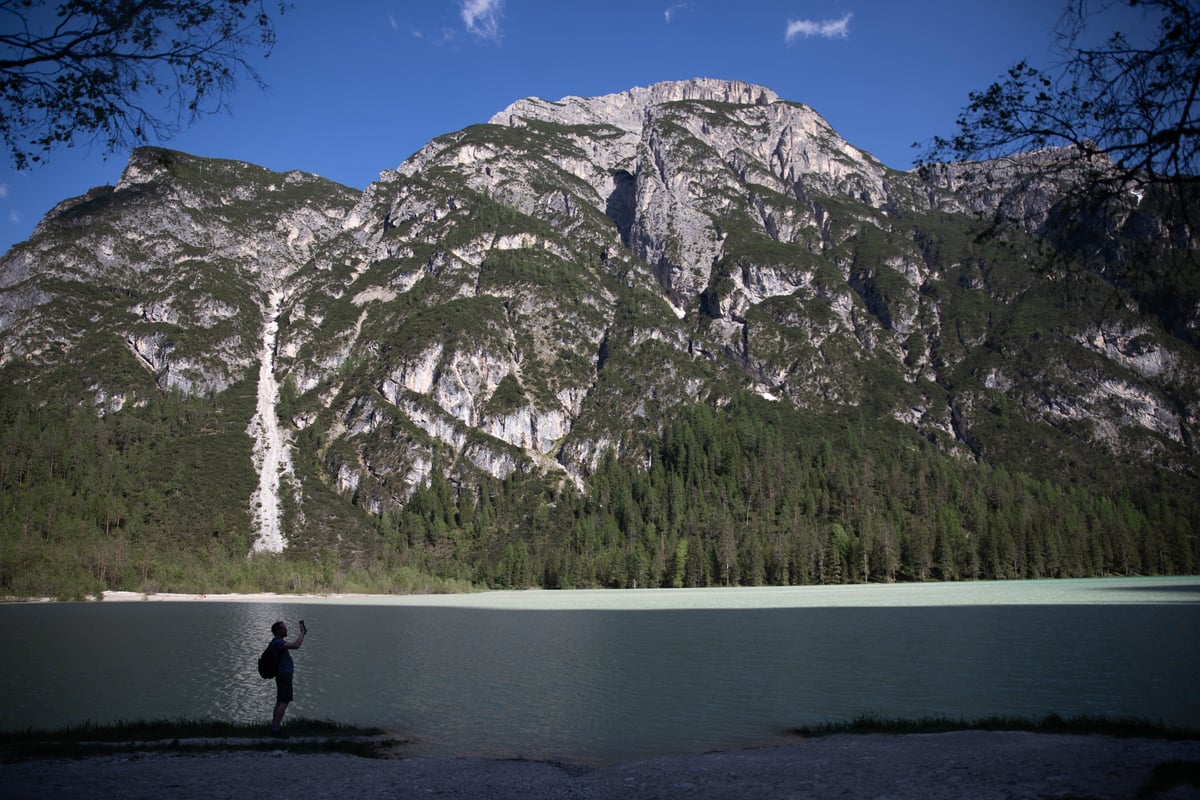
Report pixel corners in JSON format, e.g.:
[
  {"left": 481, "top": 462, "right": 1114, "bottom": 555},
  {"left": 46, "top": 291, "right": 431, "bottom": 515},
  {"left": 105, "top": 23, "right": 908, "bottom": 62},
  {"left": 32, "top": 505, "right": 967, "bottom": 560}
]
[{"left": 1, "top": 79, "right": 1195, "bottom": 544}]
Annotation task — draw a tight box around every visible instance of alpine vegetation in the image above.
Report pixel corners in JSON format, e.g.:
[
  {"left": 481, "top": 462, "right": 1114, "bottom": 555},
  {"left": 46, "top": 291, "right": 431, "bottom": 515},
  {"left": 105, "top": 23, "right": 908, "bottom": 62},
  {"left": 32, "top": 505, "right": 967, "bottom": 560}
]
[{"left": 0, "top": 79, "right": 1196, "bottom": 597}]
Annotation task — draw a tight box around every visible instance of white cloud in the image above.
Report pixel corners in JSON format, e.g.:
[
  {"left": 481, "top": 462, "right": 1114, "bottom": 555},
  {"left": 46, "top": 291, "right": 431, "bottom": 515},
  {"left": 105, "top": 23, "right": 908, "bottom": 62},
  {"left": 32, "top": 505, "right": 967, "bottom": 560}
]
[
  {"left": 0, "top": 182, "right": 7, "bottom": 199},
  {"left": 8, "top": 210, "right": 19, "bottom": 224},
  {"left": 461, "top": 0, "right": 503, "bottom": 40},
  {"left": 785, "top": 12, "right": 852, "bottom": 42},
  {"left": 664, "top": 2, "right": 691, "bottom": 23}
]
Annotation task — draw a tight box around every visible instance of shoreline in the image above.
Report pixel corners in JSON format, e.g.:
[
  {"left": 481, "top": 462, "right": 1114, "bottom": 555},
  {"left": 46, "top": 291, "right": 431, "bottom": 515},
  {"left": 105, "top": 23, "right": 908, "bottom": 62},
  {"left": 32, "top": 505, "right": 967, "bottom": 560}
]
[
  {"left": 100, "top": 590, "right": 381, "bottom": 603},
  {"left": 1, "top": 574, "right": 1194, "bottom": 608},
  {"left": 1, "top": 590, "right": 413, "bottom": 604},
  {"left": 3, "top": 731, "right": 1198, "bottom": 799},
  {"left": 0, "top": 573, "right": 1190, "bottom": 604}
]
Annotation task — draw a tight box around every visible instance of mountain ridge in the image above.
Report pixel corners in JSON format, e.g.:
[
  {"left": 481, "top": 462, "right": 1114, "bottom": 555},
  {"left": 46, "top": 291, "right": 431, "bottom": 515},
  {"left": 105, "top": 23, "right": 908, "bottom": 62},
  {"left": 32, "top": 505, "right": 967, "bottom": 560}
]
[{"left": 0, "top": 79, "right": 1196, "bottom": 595}]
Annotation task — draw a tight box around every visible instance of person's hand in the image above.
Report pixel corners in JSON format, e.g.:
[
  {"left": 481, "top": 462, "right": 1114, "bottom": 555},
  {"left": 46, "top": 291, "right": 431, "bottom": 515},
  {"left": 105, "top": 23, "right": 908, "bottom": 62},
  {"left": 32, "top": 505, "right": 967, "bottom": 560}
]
[{"left": 299, "top": 620, "right": 307, "bottom": 633}]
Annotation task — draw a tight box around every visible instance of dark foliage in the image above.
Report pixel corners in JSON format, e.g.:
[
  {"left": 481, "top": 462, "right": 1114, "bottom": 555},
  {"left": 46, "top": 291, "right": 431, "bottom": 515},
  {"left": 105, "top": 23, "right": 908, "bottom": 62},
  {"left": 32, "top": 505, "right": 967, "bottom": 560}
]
[
  {"left": 0, "top": 0, "right": 285, "bottom": 169},
  {"left": 387, "top": 398, "right": 1198, "bottom": 591}
]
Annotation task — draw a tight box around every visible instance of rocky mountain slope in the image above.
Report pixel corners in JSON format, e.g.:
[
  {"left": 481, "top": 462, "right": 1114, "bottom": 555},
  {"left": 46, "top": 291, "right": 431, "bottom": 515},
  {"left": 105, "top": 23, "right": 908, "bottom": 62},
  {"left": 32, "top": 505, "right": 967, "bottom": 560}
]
[{"left": 1, "top": 79, "right": 1196, "bottom": 592}]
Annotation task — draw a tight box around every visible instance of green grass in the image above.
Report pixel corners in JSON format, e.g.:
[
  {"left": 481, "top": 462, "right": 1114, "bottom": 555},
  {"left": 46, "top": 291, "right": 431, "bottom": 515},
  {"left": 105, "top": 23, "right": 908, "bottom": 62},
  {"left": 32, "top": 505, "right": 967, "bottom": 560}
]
[
  {"left": 7, "top": 713, "right": 1197, "bottom": 770},
  {"left": 790, "top": 712, "right": 1200, "bottom": 740},
  {"left": 0, "top": 717, "right": 403, "bottom": 762}
]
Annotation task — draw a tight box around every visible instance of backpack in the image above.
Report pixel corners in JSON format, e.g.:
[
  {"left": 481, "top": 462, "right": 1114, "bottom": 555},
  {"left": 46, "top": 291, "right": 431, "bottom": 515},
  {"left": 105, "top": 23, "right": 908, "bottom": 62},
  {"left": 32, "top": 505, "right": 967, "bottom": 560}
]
[{"left": 257, "top": 641, "right": 279, "bottom": 679}]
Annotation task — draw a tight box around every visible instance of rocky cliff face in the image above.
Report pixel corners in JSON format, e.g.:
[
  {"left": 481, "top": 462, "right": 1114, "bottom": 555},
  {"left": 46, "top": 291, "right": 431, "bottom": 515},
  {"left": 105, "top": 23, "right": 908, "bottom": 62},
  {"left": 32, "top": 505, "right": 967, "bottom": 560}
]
[
  {"left": 0, "top": 148, "right": 357, "bottom": 402},
  {"left": 1, "top": 79, "right": 1196, "bottom": 549}
]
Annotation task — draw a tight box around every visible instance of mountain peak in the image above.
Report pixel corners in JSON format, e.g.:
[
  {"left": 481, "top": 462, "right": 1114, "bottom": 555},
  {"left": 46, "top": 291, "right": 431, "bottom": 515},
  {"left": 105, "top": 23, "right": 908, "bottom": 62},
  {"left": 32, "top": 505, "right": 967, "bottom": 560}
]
[
  {"left": 489, "top": 78, "right": 782, "bottom": 133},
  {"left": 2, "top": 80, "right": 1196, "bottom": 595}
]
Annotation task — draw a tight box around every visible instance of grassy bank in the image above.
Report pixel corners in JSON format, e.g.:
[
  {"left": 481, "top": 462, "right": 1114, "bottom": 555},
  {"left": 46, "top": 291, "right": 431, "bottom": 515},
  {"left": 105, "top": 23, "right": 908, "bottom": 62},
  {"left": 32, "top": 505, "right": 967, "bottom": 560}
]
[
  {"left": 4, "top": 714, "right": 1198, "bottom": 765},
  {"left": 791, "top": 712, "right": 1200, "bottom": 740},
  {"left": 0, "top": 718, "right": 404, "bottom": 762}
]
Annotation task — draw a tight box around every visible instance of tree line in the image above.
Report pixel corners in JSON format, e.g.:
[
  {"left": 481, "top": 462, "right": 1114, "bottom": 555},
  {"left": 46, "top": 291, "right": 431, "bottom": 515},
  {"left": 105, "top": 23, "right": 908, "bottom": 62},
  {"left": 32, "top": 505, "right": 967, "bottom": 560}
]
[
  {"left": 1, "top": 384, "right": 1195, "bottom": 599},
  {"left": 384, "top": 399, "right": 1198, "bottom": 589}
]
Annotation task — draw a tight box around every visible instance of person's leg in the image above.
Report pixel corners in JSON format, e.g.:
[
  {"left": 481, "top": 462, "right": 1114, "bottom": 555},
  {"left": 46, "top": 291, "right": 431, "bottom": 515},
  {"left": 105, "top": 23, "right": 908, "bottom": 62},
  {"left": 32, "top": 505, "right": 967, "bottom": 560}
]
[
  {"left": 272, "top": 700, "right": 288, "bottom": 730},
  {"left": 272, "top": 674, "right": 294, "bottom": 735}
]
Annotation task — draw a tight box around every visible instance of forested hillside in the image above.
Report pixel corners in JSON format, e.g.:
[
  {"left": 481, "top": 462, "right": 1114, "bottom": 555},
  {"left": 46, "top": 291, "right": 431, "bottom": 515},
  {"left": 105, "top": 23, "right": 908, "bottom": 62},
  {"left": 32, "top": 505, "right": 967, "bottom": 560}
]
[
  {"left": 0, "top": 80, "right": 1196, "bottom": 598},
  {"left": 3, "top": 386, "right": 1193, "bottom": 598}
]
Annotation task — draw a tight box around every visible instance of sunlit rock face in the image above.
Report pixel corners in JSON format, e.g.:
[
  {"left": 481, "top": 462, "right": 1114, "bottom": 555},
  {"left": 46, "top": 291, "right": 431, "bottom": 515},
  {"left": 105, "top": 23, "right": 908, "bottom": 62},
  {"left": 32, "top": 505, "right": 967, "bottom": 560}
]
[{"left": 1, "top": 79, "right": 1195, "bottom": 546}]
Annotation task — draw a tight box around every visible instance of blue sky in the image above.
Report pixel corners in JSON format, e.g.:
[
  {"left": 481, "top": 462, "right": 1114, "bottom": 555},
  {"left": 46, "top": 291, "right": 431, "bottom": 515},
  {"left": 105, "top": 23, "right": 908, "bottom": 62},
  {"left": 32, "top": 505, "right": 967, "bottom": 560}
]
[{"left": 0, "top": 1, "right": 1136, "bottom": 256}]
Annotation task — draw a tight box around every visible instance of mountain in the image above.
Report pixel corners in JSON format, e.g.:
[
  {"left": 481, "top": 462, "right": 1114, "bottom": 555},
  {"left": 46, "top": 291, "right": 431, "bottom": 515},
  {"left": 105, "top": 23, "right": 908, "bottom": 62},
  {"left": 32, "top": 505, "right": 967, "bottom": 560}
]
[{"left": 1, "top": 79, "right": 1196, "bottom": 597}]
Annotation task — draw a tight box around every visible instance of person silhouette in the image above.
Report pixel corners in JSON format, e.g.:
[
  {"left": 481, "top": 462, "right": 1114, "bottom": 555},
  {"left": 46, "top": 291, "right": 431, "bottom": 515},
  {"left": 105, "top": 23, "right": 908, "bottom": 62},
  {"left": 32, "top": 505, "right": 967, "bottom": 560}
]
[{"left": 268, "top": 619, "right": 306, "bottom": 737}]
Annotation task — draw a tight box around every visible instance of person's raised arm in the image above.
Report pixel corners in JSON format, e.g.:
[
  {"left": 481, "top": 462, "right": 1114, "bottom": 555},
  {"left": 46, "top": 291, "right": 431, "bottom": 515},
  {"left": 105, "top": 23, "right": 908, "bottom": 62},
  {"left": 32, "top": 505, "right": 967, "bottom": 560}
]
[{"left": 287, "top": 620, "right": 307, "bottom": 649}]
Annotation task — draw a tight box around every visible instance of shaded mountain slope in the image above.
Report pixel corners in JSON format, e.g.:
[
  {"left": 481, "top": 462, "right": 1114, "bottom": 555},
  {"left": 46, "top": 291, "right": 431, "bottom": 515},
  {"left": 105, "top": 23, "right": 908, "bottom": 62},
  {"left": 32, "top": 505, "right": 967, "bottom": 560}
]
[{"left": 1, "top": 79, "right": 1196, "bottom": 595}]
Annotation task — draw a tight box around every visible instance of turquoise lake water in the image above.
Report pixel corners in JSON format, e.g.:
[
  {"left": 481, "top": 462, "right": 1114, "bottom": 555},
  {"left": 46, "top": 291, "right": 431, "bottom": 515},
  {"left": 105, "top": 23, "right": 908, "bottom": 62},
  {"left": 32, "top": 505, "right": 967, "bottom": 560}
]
[{"left": 1, "top": 577, "right": 1196, "bottom": 763}]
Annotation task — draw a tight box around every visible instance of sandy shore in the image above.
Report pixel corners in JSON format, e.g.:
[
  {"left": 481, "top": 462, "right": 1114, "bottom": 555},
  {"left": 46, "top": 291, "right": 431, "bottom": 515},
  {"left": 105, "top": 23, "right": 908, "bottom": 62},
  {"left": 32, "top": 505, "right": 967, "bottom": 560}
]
[
  {"left": 4, "top": 591, "right": 362, "bottom": 604},
  {"left": 98, "top": 590, "right": 372, "bottom": 603},
  {"left": 2, "top": 731, "right": 1198, "bottom": 800},
  {"left": 94, "top": 590, "right": 474, "bottom": 603}
]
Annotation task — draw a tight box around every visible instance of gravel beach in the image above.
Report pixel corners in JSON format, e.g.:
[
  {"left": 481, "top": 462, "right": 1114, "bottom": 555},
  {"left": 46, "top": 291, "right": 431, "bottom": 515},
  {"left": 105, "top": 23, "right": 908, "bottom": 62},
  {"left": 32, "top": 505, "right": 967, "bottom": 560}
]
[{"left": 3, "top": 731, "right": 1199, "bottom": 799}]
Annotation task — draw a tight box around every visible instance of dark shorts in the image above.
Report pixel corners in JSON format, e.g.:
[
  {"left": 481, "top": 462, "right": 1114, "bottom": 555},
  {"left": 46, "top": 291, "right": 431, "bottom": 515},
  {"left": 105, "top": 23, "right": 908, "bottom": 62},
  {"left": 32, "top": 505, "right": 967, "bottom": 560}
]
[{"left": 275, "top": 673, "right": 294, "bottom": 703}]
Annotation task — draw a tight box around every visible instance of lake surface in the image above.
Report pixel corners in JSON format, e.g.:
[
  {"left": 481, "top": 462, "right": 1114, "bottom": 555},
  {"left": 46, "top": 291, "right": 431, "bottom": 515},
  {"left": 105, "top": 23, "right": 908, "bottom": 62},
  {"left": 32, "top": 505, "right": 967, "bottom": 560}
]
[{"left": 1, "top": 577, "right": 1198, "bottom": 764}]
